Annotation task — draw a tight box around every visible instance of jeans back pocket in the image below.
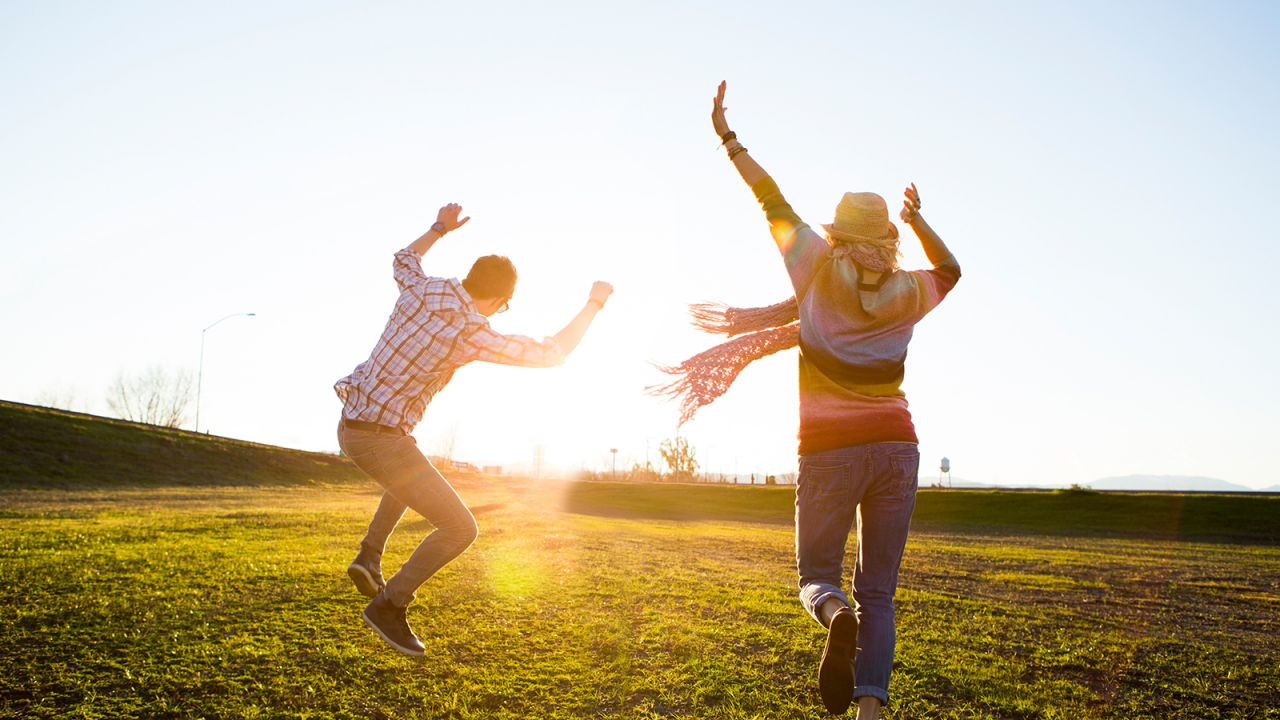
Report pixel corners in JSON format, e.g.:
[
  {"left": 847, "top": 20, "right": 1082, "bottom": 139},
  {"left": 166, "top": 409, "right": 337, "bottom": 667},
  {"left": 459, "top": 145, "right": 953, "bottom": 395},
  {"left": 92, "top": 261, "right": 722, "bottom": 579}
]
[
  {"left": 885, "top": 449, "right": 920, "bottom": 500},
  {"left": 798, "top": 459, "right": 850, "bottom": 501}
]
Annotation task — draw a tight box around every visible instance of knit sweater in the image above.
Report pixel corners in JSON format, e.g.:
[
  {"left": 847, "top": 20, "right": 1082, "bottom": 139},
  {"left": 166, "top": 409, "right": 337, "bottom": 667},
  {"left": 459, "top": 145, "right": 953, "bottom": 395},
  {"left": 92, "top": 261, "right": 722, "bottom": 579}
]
[{"left": 752, "top": 176, "right": 961, "bottom": 455}]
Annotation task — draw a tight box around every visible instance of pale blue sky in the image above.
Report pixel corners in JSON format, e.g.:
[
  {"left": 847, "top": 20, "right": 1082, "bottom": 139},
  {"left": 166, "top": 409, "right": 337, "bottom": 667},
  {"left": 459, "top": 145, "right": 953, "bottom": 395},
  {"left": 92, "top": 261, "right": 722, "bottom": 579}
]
[{"left": 2, "top": 1, "right": 1277, "bottom": 486}]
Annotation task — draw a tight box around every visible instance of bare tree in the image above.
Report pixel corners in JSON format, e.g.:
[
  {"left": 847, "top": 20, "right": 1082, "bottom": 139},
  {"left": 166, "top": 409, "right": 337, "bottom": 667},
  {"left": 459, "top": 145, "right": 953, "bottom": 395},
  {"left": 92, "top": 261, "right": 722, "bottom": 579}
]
[
  {"left": 659, "top": 436, "right": 699, "bottom": 482},
  {"left": 106, "top": 366, "right": 193, "bottom": 428},
  {"left": 431, "top": 422, "right": 461, "bottom": 467},
  {"left": 34, "top": 387, "right": 84, "bottom": 412},
  {"left": 626, "top": 460, "right": 661, "bottom": 483}
]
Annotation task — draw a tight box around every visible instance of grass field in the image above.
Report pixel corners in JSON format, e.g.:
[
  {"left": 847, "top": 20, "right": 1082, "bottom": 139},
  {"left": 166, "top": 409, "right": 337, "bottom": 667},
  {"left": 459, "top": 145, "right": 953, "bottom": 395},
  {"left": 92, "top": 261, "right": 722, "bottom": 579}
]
[
  {"left": 2, "top": 402, "right": 1277, "bottom": 718},
  {"left": 3, "top": 477, "right": 1278, "bottom": 720}
]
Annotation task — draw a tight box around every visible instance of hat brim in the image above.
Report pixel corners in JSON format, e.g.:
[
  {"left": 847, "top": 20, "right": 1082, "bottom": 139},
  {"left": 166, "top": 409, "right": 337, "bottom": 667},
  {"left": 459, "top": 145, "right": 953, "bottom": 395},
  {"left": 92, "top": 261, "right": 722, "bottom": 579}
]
[{"left": 822, "top": 223, "right": 898, "bottom": 245}]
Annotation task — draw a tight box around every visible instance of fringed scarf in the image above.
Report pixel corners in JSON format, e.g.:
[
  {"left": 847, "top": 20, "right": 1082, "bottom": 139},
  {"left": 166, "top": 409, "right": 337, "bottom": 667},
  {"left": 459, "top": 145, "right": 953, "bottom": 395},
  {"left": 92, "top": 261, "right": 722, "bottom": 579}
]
[{"left": 649, "top": 237, "right": 897, "bottom": 425}]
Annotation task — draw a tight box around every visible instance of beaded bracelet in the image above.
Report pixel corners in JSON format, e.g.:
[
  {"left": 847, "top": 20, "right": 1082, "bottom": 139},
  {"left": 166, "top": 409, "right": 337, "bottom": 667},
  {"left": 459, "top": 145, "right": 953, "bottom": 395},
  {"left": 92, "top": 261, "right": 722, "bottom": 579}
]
[
  {"left": 727, "top": 145, "right": 748, "bottom": 160},
  {"left": 719, "top": 130, "right": 737, "bottom": 145}
]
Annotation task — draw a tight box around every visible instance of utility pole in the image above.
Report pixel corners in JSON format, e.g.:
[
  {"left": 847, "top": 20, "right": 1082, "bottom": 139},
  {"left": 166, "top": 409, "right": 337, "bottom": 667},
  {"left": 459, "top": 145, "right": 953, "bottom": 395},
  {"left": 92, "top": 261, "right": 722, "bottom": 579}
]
[{"left": 196, "top": 312, "right": 255, "bottom": 432}]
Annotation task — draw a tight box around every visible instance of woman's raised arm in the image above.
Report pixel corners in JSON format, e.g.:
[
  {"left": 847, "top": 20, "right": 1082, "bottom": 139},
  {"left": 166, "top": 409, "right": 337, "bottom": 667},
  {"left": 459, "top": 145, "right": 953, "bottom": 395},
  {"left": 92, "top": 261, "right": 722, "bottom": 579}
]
[
  {"left": 713, "top": 81, "right": 769, "bottom": 187},
  {"left": 712, "top": 81, "right": 826, "bottom": 297},
  {"left": 899, "top": 183, "right": 958, "bottom": 269}
]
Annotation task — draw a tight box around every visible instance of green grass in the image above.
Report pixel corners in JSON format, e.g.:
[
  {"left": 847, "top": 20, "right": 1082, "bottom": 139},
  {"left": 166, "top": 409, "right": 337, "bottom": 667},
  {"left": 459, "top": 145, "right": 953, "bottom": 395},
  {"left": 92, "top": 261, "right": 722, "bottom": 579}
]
[
  {"left": 2, "top": 480, "right": 1278, "bottom": 719},
  {"left": 2, "top": 402, "right": 1278, "bottom": 718}
]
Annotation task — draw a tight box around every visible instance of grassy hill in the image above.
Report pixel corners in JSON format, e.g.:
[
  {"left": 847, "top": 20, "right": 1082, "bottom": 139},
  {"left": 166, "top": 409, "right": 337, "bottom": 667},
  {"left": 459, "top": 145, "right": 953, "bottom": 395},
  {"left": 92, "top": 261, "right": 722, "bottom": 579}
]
[{"left": 0, "top": 400, "right": 366, "bottom": 487}]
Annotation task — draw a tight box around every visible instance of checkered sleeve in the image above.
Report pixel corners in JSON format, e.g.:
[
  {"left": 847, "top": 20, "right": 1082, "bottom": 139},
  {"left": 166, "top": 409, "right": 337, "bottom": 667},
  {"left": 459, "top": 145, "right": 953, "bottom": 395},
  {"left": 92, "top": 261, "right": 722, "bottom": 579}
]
[
  {"left": 461, "top": 325, "right": 566, "bottom": 368},
  {"left": 393, "top": 248, "right": 428, "bottom": 293}
]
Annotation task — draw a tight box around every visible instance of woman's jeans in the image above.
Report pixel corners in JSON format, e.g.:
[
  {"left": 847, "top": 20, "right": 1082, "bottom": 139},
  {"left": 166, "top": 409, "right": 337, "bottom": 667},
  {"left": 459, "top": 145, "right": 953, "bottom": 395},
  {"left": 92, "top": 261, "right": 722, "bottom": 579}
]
[
  {"left": 796, "top": 441, "right": 920, "bottom": 705},
  {"left": 337, "top": 420, "right": 479, "bottom": 608}
]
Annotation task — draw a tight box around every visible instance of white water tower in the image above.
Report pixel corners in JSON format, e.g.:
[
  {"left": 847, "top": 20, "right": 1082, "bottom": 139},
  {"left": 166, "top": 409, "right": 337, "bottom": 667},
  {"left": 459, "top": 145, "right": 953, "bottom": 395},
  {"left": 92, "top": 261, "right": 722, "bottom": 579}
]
[{"left": 940, "top": 457, "right": 952, "bottom": 488}]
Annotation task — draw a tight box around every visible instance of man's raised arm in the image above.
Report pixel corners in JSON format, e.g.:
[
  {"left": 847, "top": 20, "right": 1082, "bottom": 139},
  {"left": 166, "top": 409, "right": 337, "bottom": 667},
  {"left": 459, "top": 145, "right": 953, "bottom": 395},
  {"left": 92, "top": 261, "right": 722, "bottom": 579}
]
[
  {"left": 407, "top": 203, "right": 471, "bottom": 257},
  {"left": 462, "top": 282, "right": 614, "bottom": 368},
  {"left": 551, "top": 281, "right": 613, "bottom": 356},
  {"left": 395, "top": 203, "right": 472, "bottom": 293}
]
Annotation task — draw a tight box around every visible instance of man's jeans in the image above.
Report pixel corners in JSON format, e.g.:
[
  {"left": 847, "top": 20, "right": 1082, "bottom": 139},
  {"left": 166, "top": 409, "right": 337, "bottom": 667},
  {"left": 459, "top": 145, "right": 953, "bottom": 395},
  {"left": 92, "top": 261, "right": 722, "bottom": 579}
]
[
  {"left": 796, "top": 441, "right": 920, "bottom": 706},
  {"left": 337, "top": 420, "right": 479, "bottom": 608}
]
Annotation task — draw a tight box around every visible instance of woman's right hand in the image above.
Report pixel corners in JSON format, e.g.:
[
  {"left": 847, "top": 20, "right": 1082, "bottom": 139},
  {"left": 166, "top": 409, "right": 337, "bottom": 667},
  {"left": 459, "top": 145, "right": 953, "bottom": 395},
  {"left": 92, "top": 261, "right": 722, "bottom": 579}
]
[
  {"left": 712, "top": 81, "right": 731, "bottom": 138},
  {"left": 900, "top": 183, "right": 922, "bottom": 224}
]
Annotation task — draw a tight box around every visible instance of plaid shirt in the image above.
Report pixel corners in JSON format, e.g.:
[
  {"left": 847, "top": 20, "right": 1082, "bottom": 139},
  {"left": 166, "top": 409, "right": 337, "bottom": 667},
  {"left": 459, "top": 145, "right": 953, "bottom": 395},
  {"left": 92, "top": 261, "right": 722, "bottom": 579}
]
[{"left": 335, "top": 248, "right": 564, "bottom": 432}]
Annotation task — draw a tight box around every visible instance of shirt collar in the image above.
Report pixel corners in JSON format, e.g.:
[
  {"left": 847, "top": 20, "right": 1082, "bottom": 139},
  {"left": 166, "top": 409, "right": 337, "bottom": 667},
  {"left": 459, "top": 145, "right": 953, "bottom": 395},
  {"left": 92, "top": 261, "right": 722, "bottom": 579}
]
[{"left": 451, "top": 278, "right": 489, "bottom": 326}]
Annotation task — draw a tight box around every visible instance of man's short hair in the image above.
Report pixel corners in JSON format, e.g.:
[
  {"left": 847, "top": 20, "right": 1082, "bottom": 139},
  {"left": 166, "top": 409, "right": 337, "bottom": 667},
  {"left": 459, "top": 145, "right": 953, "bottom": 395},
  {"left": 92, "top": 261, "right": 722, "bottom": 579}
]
[{"left": 462, "top": 255, "right": 517, "bottom": 300}]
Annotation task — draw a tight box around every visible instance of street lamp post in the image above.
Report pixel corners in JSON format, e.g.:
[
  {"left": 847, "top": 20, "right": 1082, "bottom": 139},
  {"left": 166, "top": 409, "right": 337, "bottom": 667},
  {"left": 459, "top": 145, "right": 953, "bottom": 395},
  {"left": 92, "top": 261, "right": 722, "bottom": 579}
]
[{"left": 196, "top": 312, "right": 256, "bottom": 432}]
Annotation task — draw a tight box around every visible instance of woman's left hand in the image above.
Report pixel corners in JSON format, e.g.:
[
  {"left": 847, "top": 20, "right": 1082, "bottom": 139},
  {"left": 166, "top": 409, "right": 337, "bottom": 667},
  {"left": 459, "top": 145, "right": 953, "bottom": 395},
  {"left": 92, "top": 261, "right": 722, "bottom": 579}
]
[
  {"left": 900, "top": 183, "right": 922, "bottom": 223},
  {"left": 712, "top": 81, "right": 731, "bottom": 138}
]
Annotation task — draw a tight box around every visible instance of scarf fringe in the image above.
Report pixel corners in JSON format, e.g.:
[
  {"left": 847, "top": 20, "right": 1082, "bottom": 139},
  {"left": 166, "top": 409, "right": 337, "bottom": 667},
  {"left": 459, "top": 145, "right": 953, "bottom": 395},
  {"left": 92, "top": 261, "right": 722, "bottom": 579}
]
[
  {"left": 653, "top": 243, "right": 898, "bottom": 425},
  {"left": 689, "top": 299, "right": 799, "bottom": 337},
  {"left": 646, "top": 323, "right": 800, "bottom": 426}
]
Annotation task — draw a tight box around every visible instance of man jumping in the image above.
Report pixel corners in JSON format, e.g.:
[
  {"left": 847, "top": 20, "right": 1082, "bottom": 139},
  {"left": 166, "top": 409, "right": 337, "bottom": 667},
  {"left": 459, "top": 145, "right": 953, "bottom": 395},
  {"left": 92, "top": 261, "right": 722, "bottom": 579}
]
[{"left": 334, "top": 202, "right": 613, "bottom": 656}]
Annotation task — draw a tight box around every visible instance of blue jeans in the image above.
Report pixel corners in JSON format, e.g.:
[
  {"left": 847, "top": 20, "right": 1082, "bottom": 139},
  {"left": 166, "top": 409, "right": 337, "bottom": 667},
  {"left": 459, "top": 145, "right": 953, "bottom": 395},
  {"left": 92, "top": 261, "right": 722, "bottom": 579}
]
[
  {"left": 337, "top": 420, "right": 479, "bottom": 608},
  {"left": 796, "top": 442, "right": 920, "bottom": 705}
]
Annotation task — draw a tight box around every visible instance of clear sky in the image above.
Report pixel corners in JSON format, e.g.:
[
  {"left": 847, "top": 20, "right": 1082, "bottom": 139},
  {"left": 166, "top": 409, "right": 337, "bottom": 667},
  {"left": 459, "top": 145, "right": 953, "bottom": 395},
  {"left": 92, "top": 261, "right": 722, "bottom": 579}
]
[{"left": 2, "top": 1, "right": 1277, "bottom": 487}]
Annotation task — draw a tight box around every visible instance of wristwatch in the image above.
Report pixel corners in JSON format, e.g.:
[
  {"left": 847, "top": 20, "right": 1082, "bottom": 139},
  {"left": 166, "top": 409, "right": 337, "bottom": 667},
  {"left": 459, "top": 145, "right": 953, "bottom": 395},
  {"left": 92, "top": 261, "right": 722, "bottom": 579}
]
[{"left": 430, "top": 222, "right": 447, "bottom": 234}]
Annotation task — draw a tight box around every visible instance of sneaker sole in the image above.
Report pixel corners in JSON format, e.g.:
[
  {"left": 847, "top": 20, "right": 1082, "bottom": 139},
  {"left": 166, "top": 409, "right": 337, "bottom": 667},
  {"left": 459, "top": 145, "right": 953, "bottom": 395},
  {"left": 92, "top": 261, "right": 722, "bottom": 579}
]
[
  {"left": 818, "top": 610, "right": 858, "bottom": 714},
  {"left": 347, "top": 564, "right": 381, "bottom": 598},
  {"left": 362, "top": 609, "right": 425, "bottom": 657}
]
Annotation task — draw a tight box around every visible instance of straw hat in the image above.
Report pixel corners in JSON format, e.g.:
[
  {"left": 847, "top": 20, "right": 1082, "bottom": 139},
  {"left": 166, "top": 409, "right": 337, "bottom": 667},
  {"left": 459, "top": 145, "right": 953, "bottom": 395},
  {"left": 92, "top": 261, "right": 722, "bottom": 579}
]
[{"left": 822, "top": 192, "right": 899, "bottom": 246}]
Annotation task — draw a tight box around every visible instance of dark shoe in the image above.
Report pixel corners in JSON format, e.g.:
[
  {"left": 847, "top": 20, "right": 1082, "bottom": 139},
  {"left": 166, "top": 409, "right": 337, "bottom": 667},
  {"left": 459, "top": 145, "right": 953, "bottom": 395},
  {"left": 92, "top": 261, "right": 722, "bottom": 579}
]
[
  {"left": 362, "top": 593, "right": 424, "bottom": 657},
  {"left": 347, "top": 546, "right": 386, "bottom": 598},
  {"left": 818, "top": 606, "right": 858, "bottom": 714}
]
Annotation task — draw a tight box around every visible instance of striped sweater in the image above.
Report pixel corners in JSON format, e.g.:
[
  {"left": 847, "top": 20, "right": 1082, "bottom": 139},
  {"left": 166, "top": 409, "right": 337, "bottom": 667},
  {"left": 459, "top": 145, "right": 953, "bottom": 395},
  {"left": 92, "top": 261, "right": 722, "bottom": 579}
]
[{"left": 752, "top": 177, "right": 961, "bottom": 455}]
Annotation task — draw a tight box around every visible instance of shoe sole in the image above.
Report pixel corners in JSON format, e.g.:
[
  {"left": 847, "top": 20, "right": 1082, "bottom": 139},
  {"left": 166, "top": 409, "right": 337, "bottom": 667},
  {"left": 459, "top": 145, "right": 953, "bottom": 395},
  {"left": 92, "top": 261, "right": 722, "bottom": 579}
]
[
  {"left": 362, "top": 609, "right": 425, "bottom": 657},
  {"left": 818, "top": 610, "right": 858, "bottom": 714},
  {"left": 347, "top": 563, "right": 381, "bottom": 598}
]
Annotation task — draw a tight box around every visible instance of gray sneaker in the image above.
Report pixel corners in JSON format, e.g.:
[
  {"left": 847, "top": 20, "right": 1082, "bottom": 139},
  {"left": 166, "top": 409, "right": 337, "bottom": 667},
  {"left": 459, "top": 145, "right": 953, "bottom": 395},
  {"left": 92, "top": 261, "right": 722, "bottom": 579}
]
[
  {"left": 347, "top": 546, "right": 385, "bottom": 598},
  {"left": 818, "top": 606, "right": 858, "bottom": 714},
  {"left": 362, "top": 593, "right": 424, "bottom": 657}
]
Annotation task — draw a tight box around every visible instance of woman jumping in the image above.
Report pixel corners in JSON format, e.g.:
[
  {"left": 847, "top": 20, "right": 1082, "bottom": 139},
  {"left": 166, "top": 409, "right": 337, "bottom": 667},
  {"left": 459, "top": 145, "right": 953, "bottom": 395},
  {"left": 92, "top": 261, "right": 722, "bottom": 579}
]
[{"left": 654, "top": 81, "right": 961, "bottom": 717}]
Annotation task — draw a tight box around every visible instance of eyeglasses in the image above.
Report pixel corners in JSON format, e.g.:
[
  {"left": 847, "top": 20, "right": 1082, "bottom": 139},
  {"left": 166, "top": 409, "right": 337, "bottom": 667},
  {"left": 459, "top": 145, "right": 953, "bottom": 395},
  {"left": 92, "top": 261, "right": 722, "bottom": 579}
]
[{"left": 497, "top": 298, "right": 510, "bottom": 314}]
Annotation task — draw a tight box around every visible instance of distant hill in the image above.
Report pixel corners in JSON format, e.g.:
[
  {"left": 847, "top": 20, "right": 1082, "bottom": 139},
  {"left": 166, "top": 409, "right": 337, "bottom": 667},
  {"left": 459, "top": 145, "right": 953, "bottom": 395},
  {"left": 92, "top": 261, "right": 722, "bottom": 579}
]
[
  {"left": 1087, "top": 475, "right": 1253, "bottom": 492},
  {"left": 919, "top": 476, "right": 1277, "bottom": 493},
  {"left": 919, "top": 477, "right": 1000, "bottom": 489},
  {"left": 0, "top": 399, "right": 369, "bottom": 487}
]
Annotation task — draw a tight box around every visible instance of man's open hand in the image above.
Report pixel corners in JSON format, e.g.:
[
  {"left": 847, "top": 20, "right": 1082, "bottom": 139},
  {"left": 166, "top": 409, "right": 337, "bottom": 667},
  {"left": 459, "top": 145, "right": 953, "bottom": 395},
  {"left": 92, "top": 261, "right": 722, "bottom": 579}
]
[{"left": 436, "top": 203, "right": 471, "bottom": 233}]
